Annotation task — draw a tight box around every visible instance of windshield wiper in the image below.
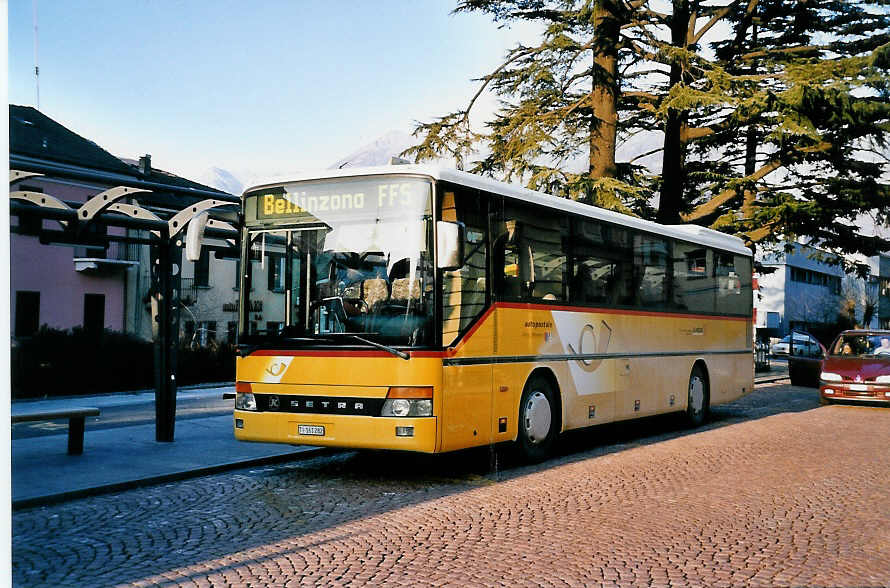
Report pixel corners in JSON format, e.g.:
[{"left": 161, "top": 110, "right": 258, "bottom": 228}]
[
  {"left": 238, "top": 332, "right": 409, "bottom": 360},
  {"left": 322, "top": 332, "right": 410, "bottom": 360},
  {"left": 349, "top": 334, "right": 409, "bottom": 360}
]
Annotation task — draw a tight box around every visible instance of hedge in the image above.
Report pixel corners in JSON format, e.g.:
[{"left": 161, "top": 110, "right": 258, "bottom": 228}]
[{"left": 11, "top": 326, "right": 235, "bottom": 399}]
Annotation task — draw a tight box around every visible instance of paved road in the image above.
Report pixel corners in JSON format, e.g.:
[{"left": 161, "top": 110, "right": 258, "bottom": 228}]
[{"left": 12, "top": 382, "right": 890, "bottom": 587}]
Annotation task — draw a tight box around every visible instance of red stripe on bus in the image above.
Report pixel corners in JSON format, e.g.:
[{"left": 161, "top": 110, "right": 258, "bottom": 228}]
[{"left": 245, "top": 302, "right": 747, "bottom": 358}]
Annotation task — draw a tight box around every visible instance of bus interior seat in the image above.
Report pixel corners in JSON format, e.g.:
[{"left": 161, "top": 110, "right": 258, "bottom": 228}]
[
  {"left": 391, "top": 278, "right": 421, "bottom": 301},
  {"left": 362, "top": 279, "right": 388, "bottom": 309}
]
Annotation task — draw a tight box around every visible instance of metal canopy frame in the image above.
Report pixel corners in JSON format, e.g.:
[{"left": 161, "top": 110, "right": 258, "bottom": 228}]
[{"left": 10, "top": 165, "right": 241, "bottom": 442}]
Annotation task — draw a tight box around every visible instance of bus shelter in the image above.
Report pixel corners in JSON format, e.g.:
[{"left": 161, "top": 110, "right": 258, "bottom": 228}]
[{"left": 10, "top": 161, "right": 240, "bottom": 442}]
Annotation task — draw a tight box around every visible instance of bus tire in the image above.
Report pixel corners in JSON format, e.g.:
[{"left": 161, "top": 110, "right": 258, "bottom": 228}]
[
  {"left": 516, "top": 375, "right": 558, "bottom": 463},
  {"left": 685, "top": 364, "right": 709, "bottom": 427}
]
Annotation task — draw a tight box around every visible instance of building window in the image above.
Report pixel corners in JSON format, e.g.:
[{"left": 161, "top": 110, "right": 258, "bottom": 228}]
[
  {"left": 197, "top": 321, "right": 216, "bottom": 346},
  {"left": 227, "top": 321, "right": 238, "bottom": 343},
  {"left": 195, "top": 250, "right": 210, "bottom": 287},
  {"left": 685, "top": 248, "right": 708, "bottom": 279},
  {"left": 15, "top": 291, "right": 40, "bottom": 337},
  {"left": 74, "top": 224, "right": 107, "bottom": 259},
  {"left": 83, "top": 294, "right": 105, "bottom": 335},
  {"left": 790, "top": 267, "right": 841, "bottom": 293},
  {"left": 184, "top": 320, "right": 216, "bottom": 346}
]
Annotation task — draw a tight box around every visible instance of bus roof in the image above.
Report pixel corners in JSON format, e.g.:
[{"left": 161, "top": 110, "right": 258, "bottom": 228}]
[{"left": 245, "top": 164, "right": 751, "bottom": 256}]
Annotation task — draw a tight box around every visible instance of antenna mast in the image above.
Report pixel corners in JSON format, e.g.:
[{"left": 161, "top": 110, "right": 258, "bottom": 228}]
[{"left": 33, "top": 0, "right": 40, "bottom": 110}]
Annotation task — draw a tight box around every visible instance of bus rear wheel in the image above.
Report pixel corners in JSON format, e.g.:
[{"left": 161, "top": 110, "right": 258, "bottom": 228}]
[
  {"left": 517, "top": 375, "right": 558, "bottom": 462},
  {"left": 686, "top": 364, "right": 709, "bottom": 427}
]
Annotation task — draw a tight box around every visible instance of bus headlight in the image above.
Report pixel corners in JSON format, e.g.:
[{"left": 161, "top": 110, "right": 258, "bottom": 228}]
[
  {"left": 235, "top": 392, "right": 257, "bottom": 411},
  {"left": 381, "top": 398, "right": 432, "bottom": 417},
  {"left": 380, "top": 386, "right": 433, "bottom": 417},
  {"left": 820, "top": 372, "right": 842, "bottom": 382}
]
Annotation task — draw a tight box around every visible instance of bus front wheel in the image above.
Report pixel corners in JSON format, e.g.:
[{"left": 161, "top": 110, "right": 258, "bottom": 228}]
[
  {"left": 517, "top": 375, "right": 558, "bottom": 462},
  {"left": 686, "top": 364, "right": 709, "bottom": 427}
]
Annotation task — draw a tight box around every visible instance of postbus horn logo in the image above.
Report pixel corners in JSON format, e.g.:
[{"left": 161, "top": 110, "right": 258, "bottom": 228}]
[
  {"left": 266, "top": 362, "right": 287, "bottom": 377},
  {"left": 566, "top": 320, "right": 612, "bottom": 373}
]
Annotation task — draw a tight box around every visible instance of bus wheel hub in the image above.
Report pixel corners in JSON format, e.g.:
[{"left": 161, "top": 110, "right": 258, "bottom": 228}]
[{"left": 524, "top": 391, "right": 552, "bottom": 444}]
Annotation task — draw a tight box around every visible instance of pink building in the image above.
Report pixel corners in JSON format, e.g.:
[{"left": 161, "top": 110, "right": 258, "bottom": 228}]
[{"left": 10, "top": 105, "right": 227, "bottom": 340}]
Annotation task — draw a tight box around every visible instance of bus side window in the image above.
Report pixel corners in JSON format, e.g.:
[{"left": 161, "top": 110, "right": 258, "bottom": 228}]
[
  {"left": 572, "top": 219, "right": 608, "bottom": 305},
  {"left": 634, "top": 235, "right": 669, "bottom": 308},
  {"left": 672, "top": 243, "right": 714, "bottom": 313},
  {"left": 499, "top": 204, "right": 566, "bottom": 301}
]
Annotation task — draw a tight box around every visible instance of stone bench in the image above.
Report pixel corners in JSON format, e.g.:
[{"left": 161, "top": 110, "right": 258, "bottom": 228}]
[{"left": 11, "top": 407, "right": 100, "bottom": 455}]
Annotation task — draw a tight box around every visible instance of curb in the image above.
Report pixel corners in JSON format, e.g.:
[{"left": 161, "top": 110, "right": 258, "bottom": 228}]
[
  {"left": 12, "top": 382, "right": 234, "bottom": 405},
  {"left": 755, "top": 375, "right": 790, "bottom": 385},
  {"left": 12, "top": 446, "right": 335, "bottom": 511}
]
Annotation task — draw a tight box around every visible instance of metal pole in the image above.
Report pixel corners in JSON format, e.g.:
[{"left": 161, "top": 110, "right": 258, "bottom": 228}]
[{"left": 151, "top": 237, "right": 182, "bottom": 441}]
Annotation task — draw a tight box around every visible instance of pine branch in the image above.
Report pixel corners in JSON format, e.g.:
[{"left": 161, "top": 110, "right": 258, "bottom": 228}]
[
  {"left": 690, "top": 2, "right": 741, "bottom": 46},
  {"left": 683, "top": 158, "right": 783, "bottom": 221},
  {"left": 740, "top": 45, "right": 823, "bottom": 61},
  {"left": 626, "top": 146, "right": 664, "bottom": 164}
]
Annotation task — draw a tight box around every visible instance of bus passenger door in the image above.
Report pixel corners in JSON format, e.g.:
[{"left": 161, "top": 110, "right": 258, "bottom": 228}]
[{"left": 440, "top": 187, "right": 492, "bottom": 452}]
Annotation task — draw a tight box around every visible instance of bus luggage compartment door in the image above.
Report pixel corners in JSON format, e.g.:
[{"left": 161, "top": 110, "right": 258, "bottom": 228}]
[{"left": 441, "top": 364, "right": 492, "bottom": 451}]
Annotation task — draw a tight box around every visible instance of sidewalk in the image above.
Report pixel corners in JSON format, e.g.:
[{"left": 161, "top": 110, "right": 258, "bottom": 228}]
[
  {"left": 11, "top": 385, "right": 324, "bottom": 509},
  {"left": 12, "top": 370, "right": 790, "bottom": 509},
  {"left": 754, "top": 362, "right": 789, "bottom": 384}
]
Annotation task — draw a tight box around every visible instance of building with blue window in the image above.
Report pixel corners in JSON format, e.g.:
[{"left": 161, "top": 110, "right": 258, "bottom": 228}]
[{"left": 755, "top": 243, "right": 890, "bottom": 342}]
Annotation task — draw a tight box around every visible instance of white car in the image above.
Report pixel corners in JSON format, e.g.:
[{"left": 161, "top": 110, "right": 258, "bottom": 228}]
[{"left": 770, "top": 334, "right": 821, "bottom": 357}]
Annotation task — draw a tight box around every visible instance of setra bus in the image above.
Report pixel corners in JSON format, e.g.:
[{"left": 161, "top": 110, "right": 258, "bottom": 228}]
[{"left": 233, "top": 165, "right": 753, "bottom": 460}]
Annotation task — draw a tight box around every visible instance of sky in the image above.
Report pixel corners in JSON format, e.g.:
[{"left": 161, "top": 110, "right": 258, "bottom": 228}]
[{"left": 7, "top": 0, "right": 540, "bottom": 183}]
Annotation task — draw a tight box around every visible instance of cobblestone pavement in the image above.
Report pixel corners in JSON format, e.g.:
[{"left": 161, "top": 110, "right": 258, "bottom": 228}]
[{"left": 13, "top": 383, "right": 890, "bottom": 587}]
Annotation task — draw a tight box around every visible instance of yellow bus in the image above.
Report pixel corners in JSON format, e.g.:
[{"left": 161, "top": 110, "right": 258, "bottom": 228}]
[{"left": 233, "top": 165, "right": 753, "bottom": 461}]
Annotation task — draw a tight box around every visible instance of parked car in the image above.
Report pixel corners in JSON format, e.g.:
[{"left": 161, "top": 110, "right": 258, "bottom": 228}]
[
  {"left": 819, "top": 329, "right": 890, "bottom": 405},
  {"left": 771, "top": 333, "right": 822, "bottom": 357}
]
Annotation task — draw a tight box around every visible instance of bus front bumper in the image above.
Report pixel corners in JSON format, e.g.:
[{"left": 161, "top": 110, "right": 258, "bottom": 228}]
[{"left": 234, "top": 410, "right": 438, "bottom": 453}]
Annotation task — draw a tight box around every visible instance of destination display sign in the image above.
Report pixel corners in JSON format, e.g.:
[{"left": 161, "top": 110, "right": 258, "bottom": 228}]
[{"left": 250, "top": 178, "right": 430, "bottom": 222}]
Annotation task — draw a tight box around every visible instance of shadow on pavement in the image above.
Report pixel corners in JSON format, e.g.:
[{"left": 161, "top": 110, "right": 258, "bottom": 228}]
[{"left": 13, "top": 381, "right": 828, "bottom": 587}]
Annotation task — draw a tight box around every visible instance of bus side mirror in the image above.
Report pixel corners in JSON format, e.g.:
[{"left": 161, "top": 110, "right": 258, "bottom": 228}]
[
  {"left": 185, "top": 211, "right": 209, "bottom": 262},
  {"left": 436, "top": 221, "right": 465, "bottom": 271}
]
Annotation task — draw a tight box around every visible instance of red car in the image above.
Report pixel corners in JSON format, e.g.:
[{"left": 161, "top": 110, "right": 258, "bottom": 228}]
[{"left": 820, "top": 329, "right": 890, "bottom": 405}]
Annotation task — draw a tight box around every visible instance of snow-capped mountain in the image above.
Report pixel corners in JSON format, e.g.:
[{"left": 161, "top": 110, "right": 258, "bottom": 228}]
[
  {"left": 329, "top": 130, "right": 417, "bottom": 169},
  {"left": 199, "top": 167, "right": 245, "bottom": 196},
  {"left": 197, "top": 129, "right": 446, "bottom": 195}
]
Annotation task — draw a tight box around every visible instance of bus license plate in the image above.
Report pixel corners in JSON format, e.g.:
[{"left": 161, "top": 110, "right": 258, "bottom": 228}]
[{"left": 298, "top": 425, "right": 325, "bottom": 436}]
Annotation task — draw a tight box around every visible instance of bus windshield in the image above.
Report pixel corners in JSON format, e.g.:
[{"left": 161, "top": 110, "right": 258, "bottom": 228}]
[{"left": 241, "top": 177, "right": 434, "bottom": 348}]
